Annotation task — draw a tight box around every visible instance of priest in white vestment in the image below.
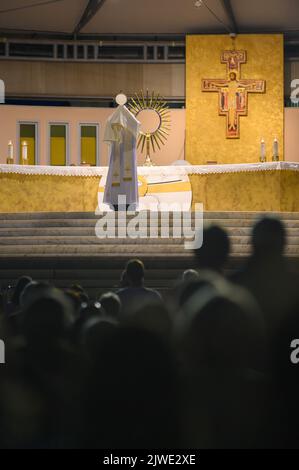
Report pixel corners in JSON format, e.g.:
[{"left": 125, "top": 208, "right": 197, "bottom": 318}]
[{"left": 103, "top": 95, "right": 140, "bottom": 210}]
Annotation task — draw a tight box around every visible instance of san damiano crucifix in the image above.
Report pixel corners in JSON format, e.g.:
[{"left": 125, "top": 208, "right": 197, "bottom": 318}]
[{"left": 202, "top": 50, "right": 266, "bottom": 138}]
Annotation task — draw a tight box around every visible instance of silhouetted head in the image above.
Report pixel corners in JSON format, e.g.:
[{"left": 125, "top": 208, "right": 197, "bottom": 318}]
[
  {"left": 125, "top": 259, "right": 145, "bottom": 287},
  {"left": 79, "top": 301, "right": 105, "bottom": 321},
  {"left": 68, "top": 284, "right": 89, "bottom": 305},
  {"left": 81, "top": 316, "right": 118, "bottom": 359},
  {"left": 252, "top": 216, "right": 286, "bottom": 258},
  {"left": 71, "top": 301, "right": 105, "bottom": 345},
  {"left": 22, "top": 288, "right": 74, "bottom": 348},
  {"left": 11, "top": 276, "right": 32, "bottom": 307},
  {"left": 70, "top": 284, "right": 85, "bottom": 295},
  {"left": 120, "top": 270, "right": 129, "bottom": 288},
  {"left": 20, "top": 281, "right": 52, "bottom": 310},
  {"left": 124, "top": 302, "right": 172, "bottom": 340},
  {"left": 182, "top": 269, "right": 199, "bottom": 283},
  {"left": 65, "top": 289, "right": 86, "bottom": 318},
  {"left": 178, "top": 272, "right": 218, "bottom": 308},
  {"left": 194, "top": 225, "right": 230, "bottom": 272},
  {"left": 99, "top": 292, "right": 121, "bottom": 319},
  {"left": 180, "top": 279, "right": 265, "bottom": 371}
]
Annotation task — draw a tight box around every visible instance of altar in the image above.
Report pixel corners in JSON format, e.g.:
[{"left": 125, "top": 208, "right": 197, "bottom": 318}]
[{"left": 0, "top": 162, "right": 298, "bottom": 213}]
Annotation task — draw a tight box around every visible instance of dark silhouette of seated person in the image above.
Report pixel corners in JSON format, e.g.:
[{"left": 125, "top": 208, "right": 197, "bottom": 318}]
[
  {"left": 21, "top": 288, "right": 74, "bottom": 371},
  {"left": 179, "top": 283, "right": 267, "bottom": 449},
  {"left": 194, "top": 225, "right": 230, "bottom": 273},
  {"left": 116, "top": 259, "right": 162, "bottom": 315},
  {"left": 99, "top": 292, "right": 121, "bottom": 320},
  {"left": 6, "top": 275, "right": 32, "bottom": 315},
  {"left": 233, "top": 216, "right": 299, "bottom": 337},
  {"left": 14, "top": 288, "right": 83, "bottom": 448},
  {"left": 123, "top": 302, "right": 172, "bottom": 341},
  {"left": 177, "top": 270, "right": 221, "bottom": 309},
  {"left": 270, "top": 300, "right": 299, "bottom": 448},
  {"left": 71, "top": 300, "right": 106, "bottom": 344},
  {"left": 79, "top": 326, "right": 179, "bottom": 449}
]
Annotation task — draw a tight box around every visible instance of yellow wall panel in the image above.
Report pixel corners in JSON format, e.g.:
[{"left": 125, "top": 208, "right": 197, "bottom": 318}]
[
  {"left": 186, "top": 34, "right": 284, "bottom": 164},
  {"left": 81, "top": 136, "right": 96, "bottom": 165},
  {"left": 50, "top": 137, "right": 66, "bottom": 166}
]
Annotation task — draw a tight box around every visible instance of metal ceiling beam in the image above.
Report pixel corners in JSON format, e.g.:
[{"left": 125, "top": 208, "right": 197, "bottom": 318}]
[
  {"left": 73, "top": 0, "right": 108, "bottom": 36},
  {"left": 220, "top": 0, "right": 239, "bottom": 34}
]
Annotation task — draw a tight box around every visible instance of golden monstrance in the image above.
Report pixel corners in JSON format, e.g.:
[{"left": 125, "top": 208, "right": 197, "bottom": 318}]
[{"left": 128, "top": 90, "right": 171, "bottom": 166}]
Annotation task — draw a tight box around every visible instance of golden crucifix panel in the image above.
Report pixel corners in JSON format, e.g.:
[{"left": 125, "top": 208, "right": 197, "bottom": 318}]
[{"left": 202, "top": 50, "right": 266, "bottom": 139}]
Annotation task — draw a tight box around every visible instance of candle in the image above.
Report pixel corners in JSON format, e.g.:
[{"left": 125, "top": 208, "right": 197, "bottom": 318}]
[
  {"left": 260, "top": 139, "right": 266, "bottom": 162},
  {"left": 8, "top": 141, "right": 13, "bottom": 159},
  {"left": 273, "top": 138, "right": 279, "bottom": 161},
  {"left": 22, "top": 141, "right": 28, "bottom": 163},
  {"left": 7, "top": 140, "right": 14, "bottom": 164}
]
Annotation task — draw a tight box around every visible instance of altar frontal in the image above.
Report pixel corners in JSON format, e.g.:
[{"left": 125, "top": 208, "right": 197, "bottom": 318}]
[{"left": 0, "top": 163, "right": 298, "bottom": 213}]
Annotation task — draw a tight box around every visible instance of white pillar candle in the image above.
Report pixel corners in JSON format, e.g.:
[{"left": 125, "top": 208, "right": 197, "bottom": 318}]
[
  {"left": 273, "top": 138, "right": 279, "bottom": 159},
  {"left": 260, "top": 139, "right": 266, "bottom": 162},
  {"left": 22, "top": 141, "right": 28, "bottom": 162},
  {"left": 8, "top": 141, "right": 13, "bottom": 159}
]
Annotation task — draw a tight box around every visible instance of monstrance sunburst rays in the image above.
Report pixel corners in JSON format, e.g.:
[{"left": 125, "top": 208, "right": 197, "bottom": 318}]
[{"left": 128, "top": 90, "right": 171, "bottom": 166}]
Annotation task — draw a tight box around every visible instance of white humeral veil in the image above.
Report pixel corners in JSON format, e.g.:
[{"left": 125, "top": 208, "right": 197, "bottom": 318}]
[{"left": 103, "top": 105, "right": 140, "bottom": 208}]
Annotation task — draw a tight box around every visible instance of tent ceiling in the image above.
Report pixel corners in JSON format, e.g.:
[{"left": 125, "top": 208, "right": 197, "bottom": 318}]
[{"left": 0, "top": 0, "right": 298, "bottom": 38}]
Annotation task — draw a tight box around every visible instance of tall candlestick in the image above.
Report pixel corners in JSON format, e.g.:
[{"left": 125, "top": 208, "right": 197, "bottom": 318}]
[
  {"left": 260, "top": 139, "right": 266, "bottom": 163},
  {"left": 21, "top": 141, "right": 28, "bottom": 164},
  {"left": 273, "top": 138, "right": 279, "bottom": 161}
]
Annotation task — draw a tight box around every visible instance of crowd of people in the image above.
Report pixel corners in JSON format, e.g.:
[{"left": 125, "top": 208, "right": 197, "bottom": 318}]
[{"left": 0, "top": 215, "right": 299, "bottom": 449}]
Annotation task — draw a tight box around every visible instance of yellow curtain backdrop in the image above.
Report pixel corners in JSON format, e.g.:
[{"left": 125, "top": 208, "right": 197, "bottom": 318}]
[
  {"left": 81, "top": 125, "right": 97, "bottom": 166},
  {"left": 50, "top": 124, "right": 67, "bottom": 166}
]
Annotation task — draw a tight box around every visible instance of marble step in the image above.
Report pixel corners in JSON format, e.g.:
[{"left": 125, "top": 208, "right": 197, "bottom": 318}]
[
  {"left": 1, "top": 217, "right": 299, "bottom": 230},
  {"left": 0, "top": 234, "right": 297, "bottom": 246},
  {"left": 0, "top": 268, "right": 183, "bottom": 281},
  {"left": 0, "top": 211, "right": 299, "bottom": 221},
  {"left": 0, "top": 219, "right": 277, "bottom": 229},
  {"left": 0, "top": 244, "right": 297, "bottom": 256},
  {"left": 0, "top": 236, "right": 196, "bottom": 246},
  {"left": 0, "top": 212, "right": 298, "bottom": 264},
  {"left": 0, "top": 245, "right": 193, "bottom": 254},
  {"left": 1, "top": 227, "right": 299, "bottom": 238}
]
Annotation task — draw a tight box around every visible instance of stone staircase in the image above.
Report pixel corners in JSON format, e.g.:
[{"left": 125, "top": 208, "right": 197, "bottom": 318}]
[{"left": 0, "top": 211, "right": 298, "bottom": 297}]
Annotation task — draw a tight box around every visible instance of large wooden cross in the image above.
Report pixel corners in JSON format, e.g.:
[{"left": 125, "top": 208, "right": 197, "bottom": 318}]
[{"left": 202, "top": 50, "right": 266, "bottom": 138}]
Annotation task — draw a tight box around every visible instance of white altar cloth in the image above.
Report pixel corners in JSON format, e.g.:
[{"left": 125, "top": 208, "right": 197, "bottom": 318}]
[{"left": 0, "top": 161, "right": 298, "bottom": 177}]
